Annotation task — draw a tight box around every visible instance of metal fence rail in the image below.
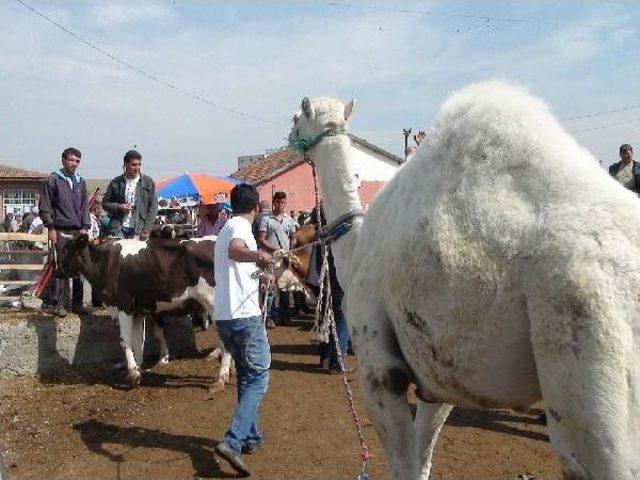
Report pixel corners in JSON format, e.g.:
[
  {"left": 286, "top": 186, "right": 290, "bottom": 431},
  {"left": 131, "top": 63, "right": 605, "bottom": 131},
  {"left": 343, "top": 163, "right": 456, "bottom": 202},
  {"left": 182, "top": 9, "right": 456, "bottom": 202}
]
[{"left": 0, "top": 232, "right": 48, "bottom": 303}]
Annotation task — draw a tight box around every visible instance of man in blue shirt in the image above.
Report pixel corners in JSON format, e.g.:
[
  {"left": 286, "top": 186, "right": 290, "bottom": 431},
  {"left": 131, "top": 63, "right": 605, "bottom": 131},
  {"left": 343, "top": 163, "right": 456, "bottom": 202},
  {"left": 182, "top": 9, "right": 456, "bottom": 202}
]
[{"left": 39, "top": 147, "right": 91, "bottom": 317}]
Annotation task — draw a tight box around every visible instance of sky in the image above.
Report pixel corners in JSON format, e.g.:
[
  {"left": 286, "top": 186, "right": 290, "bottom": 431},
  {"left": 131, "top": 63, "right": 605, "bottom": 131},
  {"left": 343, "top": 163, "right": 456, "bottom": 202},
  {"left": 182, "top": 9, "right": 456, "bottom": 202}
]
[{"left": 1, "top": 0, "right": 639, "bottom": 180}]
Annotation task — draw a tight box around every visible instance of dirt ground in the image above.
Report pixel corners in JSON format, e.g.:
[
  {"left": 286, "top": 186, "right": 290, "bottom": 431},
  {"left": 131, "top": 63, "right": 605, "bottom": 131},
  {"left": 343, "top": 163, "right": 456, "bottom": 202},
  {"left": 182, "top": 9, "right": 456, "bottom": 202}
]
[{"left": 1, "top": 312, "right": 561, "bottom": 480}]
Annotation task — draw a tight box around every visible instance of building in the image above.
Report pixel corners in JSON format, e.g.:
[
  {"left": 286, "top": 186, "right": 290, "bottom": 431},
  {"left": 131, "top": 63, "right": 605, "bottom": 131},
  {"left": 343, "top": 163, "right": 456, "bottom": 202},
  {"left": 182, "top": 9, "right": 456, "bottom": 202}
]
[
  {"left": 0, "top": 164, "right": 48, "bottom": 221},
  {"left": 231, "top": 134, "right": 403, "bottom": 213},
  {"left": 237, "top": 154, "right": 266, "bottom": 170}
]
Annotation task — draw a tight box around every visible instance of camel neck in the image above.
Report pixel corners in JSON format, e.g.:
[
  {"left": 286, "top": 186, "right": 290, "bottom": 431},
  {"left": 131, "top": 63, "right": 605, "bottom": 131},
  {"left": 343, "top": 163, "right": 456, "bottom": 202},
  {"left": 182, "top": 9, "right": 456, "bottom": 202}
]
[
  {"left": 311, "top": 136, "right": 362, "bottom": 225},
  {"left": 308, "top": 135, "right": 362, "bottom": 287}
]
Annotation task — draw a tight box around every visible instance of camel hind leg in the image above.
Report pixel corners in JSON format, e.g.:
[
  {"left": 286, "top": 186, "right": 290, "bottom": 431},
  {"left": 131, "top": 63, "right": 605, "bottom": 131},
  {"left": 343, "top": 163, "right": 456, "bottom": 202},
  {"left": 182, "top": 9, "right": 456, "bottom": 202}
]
[
  {"left": 415, "top": 401, "right": 452, "bottom": 480},
  {"left": 349, "top": 297, "right": 420, "bottom": 480},
  {"left": 528, "top": 295, "right": 640, "bottom": 479}
]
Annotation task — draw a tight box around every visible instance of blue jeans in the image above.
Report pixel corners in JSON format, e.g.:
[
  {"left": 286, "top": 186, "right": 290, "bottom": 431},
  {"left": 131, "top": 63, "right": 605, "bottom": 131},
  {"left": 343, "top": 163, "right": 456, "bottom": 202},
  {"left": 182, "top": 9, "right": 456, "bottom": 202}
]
[
  {"left": 216, "top": 316, "right": 270, "bottom": 453},
  {"left": 319, "top": 308, "right": 349, "bottom": 370}
]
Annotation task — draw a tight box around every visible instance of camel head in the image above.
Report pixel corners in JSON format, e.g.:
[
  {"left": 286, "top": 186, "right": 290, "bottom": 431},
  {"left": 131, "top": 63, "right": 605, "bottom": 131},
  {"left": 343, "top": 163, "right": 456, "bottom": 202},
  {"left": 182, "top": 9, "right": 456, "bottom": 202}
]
[{"left": 289, "top": 97, "right": 355, "bottom": 155}]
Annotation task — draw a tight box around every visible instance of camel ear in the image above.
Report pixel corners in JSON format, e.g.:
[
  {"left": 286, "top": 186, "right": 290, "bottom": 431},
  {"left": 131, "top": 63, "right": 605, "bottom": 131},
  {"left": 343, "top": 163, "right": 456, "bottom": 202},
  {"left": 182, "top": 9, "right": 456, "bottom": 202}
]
[
  {"left": 344, "top": 99, "right": 356, "bottom": 121},
  {"left": 302, "top": 97, "right": 315, "bottom": 119}
]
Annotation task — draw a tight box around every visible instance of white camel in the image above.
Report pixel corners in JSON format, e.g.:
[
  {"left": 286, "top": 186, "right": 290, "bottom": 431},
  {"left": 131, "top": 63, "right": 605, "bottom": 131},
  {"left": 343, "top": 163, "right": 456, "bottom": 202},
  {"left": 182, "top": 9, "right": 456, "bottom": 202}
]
[{"left": 289, "top": 81, "right": 640, "bottom": 479}]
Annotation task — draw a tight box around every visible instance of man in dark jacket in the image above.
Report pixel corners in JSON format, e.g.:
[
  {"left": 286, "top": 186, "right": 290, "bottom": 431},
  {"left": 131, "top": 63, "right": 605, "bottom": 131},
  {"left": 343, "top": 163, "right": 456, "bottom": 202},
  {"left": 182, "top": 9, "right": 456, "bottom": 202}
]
[
  {"left": 39, "top": 147, "right": 91, "bottom": 317},
  {"left": 102, "top": 150, "right": 158, "bottom": 239},
  {"left": 609, "top": 144, "right": 639, "bottom": 193}
]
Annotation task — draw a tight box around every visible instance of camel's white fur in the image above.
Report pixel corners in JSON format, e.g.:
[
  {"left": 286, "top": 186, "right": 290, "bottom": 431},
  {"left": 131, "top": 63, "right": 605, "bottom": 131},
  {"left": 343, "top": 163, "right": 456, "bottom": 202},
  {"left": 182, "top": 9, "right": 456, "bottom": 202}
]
[{"left": 290, "top": 81, "right": 640, "bottom": 479}]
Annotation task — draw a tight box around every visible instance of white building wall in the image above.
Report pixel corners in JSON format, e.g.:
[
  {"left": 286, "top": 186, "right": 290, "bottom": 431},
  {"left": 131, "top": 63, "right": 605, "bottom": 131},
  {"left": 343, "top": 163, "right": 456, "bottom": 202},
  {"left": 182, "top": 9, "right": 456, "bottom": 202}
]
[{"left": 349, "top": 143, "right": 401, "bottom": 182}]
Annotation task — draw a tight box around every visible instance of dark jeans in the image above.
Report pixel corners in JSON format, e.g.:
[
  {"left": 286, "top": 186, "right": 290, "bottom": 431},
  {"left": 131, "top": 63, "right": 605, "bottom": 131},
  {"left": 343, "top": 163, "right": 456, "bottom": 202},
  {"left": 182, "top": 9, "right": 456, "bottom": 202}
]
[
  {"left": 267, "top": 290, "right": 290, "bottom": 320},
  {"left": 51, "top": 229, "right": 84, "bottom": 308},
  {"left": 319, "top": 308, "right": 349, "bottom": 370},
  {"left": 51, "top": 277, "right": 84, "bottom": 308},
  {"left": 216, "top": 316, "right": 270, "bottom": 454}
]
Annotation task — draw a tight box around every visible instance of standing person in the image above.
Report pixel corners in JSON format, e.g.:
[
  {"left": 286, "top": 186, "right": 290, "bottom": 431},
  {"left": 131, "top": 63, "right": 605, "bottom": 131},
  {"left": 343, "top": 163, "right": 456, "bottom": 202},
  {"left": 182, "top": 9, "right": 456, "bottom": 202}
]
[
  {"left": 252, "top": 200, "right": 270, "bottom": 239},
  {"left": 609, "top": 144, "right": 639, "bottom": 193},
  {"left": 9, "top": 214, "right": 19, "bottom": 232},
  {"left": 39, "top": 147, "right": 91, "bottom": 317},
  {"left": 3, "top": 213, "right": 14, "bottom": 232},
  {"left": 213, "top": 183, "right": 272, "bottom": 476},
  {"left": 258, "top": 192, "right": 297, "bottom": 326},
  {"left": 196, "top": 203, "right": 216, "bottom": 237},
  {"left": 102, "top": 150, "right": 158, "bottom": 239},
  {"left": 307, "top": 206, "right": 350, "bottom": 373},
  {"left": 212, "top": 202, "right": 232, "bottom": 235},
  {"left": 27, "top": 208, "right": 44, "bottom": 234}
]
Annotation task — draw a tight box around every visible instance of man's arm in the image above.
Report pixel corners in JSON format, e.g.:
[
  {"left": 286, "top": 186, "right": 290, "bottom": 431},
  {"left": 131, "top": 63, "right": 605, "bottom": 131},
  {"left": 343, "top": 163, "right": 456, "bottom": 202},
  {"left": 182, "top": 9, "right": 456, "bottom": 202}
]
[
  {"left": 102, "top": 180, "right": 120, "bottom": 215},
  {"left": 289, "top": 220, "right": 298, "bottom": 249},
  {"left": 143, "top": 178, "right": 158, "bottom": 233},
  {"left": 80, "top": 181, "right": 91, "bottom": 232},
  {"left": 257, "top": 217, "right": 280, "bottom": 252},
  {"left": 38, "top": 177, "right": 54, "bottom": 229},
  {"left": 229, "top": 238, "right": 271, "bottom": 268},
  {"left": 140, "top": 178, "right": 158, "bottom": 238},
  {"left": 39, "top": 177, "right": 59, "bottom": 243},
  {"left": 257, "top": 231, "right": 280, "bottom": 253}
]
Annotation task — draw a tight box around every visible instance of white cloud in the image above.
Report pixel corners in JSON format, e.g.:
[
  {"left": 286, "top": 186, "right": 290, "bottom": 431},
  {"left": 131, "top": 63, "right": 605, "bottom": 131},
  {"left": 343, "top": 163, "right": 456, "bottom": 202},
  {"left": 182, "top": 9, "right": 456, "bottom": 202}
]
[
  {"left": 87, "top": 1, "right": 171, "bottom": 26},
  {"left": 1, "top": 1, "right": 638, "bottom": 179}
]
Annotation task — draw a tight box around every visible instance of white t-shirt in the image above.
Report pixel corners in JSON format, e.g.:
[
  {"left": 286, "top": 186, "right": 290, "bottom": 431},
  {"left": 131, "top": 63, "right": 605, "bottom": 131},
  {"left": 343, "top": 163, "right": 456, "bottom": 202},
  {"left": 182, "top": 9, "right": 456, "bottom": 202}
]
[
  {"left": 123, "top": 175, "right": 140, "bottom": 228},
  {"left": 214, "top": 216, "right": 262, "bottom": 320}
]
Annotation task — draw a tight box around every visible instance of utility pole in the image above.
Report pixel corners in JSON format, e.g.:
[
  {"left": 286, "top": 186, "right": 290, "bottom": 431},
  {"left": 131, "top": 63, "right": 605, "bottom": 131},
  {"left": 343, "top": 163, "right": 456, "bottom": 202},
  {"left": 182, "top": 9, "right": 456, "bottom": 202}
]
[{"left": 402, "top": 128, "right": 412, "bottom": 161}]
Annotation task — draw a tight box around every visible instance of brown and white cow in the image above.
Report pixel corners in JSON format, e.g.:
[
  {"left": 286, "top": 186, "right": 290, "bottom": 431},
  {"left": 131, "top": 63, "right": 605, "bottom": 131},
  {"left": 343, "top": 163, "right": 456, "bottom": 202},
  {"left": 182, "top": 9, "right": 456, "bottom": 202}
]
[{"left": 58, "top": 233, "right": 232, "bottom": 388}]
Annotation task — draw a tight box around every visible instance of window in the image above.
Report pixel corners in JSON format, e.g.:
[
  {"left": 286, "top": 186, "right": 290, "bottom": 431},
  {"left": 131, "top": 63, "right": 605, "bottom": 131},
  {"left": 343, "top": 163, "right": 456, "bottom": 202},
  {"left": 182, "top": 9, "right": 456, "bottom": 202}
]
[{"left": 3, "top": 189, "right": 38, "bottom": 217}]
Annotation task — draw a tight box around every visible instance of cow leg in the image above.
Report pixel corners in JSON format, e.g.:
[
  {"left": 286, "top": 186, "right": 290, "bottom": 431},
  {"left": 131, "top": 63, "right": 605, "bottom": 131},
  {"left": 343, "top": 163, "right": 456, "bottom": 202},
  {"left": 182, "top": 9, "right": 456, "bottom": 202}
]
[
  {"left": 131, "top": 316, "right": 146, "bottom": 366},
  {"left": 153, "top": 320, "right": 170, "bottom": 366},
  {"left": 207, "top": 320, "right": 234, "bottom": 396},
  {"left": 117, "top": 312, "right": 142, "bottom": 387}
]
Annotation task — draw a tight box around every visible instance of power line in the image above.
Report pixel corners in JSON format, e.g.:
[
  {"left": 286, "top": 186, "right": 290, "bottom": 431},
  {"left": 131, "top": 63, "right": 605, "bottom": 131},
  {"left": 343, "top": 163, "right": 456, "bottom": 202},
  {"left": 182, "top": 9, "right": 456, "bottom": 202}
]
[
  {"left": 563, "top": 104, "right": 640, "bottom": 121},
  {"left": 319, "top": 1, "right": 525, "bottom": 23},
  {"left": 14, "top": 0, "right": 281, "bottom": 127},
  {"left": 569, "top": 116, "right": 640, "bottom": 134}
]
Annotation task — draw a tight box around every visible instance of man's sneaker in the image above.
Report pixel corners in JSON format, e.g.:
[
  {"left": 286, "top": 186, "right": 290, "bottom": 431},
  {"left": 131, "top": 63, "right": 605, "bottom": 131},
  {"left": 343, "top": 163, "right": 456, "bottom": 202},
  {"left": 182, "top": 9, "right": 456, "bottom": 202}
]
[
  {"left": 241, "top": 442, "right": 262, "bottom": 455},
  {"left": 54, "top": 305, "right": 68, "bottom": 317},
  {"left": 215, "top": 442, "right": 251, "bottom": 476}
]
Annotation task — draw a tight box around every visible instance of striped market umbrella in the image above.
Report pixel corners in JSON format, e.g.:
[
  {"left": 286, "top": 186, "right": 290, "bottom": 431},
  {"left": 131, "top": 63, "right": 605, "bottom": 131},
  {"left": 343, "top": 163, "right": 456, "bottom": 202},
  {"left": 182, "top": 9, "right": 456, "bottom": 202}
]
[{"left": 155, "top": 172, "right": 241, "bottom": 205}]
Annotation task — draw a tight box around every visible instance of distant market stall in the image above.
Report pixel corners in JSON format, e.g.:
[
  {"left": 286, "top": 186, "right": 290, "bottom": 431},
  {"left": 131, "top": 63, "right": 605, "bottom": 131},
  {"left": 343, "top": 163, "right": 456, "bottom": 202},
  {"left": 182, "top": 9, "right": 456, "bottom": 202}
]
[{"left": 155, "top": 172, "right": 240, "bottom": 207}]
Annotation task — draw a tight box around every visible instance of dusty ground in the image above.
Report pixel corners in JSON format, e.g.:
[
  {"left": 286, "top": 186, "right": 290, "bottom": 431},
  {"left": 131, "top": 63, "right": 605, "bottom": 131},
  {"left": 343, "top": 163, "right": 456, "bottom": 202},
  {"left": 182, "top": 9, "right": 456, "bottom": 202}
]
[{"left": 1, "top": 313, "right": 561, "bottom": 479}]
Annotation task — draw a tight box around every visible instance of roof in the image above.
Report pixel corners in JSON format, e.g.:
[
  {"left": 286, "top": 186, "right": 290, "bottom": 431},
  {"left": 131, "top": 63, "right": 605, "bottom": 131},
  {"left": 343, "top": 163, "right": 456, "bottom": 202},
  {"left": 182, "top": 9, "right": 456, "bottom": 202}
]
[
  {"left": 348, "top": 134, "right": 404, "bottom": 165},
  {"left": 232, "top": 148, "right": 302, "bottom": 184},
  {"left": 0, "top": 164, "right": 47, "bottom": 179},
  {"left": 231, "top": 133, "right": 403, "bottom": 185}
]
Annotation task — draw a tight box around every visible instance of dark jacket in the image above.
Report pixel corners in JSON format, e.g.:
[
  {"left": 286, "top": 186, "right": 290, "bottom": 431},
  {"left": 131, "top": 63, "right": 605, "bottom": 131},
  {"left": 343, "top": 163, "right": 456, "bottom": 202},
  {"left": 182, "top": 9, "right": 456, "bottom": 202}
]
[
  {"left": 609, "top": 160, "right": 640, "bottom": 193},
  {"left": 102, "top": 174, "right": 158, "bottom": 235},
  {"left": 39, "top": 171, "right": 90, "bottom": 231}
]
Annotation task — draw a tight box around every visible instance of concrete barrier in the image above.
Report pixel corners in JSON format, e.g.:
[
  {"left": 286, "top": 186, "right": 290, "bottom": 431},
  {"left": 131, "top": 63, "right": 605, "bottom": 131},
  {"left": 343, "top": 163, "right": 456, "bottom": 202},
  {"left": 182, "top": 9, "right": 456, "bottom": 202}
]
[{"left": 0, "top": 309, "right": 198, "bottom": 376}]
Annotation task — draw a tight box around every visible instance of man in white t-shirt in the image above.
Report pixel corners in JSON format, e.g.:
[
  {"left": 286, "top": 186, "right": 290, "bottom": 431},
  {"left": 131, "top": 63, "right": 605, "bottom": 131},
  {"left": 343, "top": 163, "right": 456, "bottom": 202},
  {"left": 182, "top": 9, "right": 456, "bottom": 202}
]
[{"left": 213, "top": 183, "right": 272, "bottom": 476}]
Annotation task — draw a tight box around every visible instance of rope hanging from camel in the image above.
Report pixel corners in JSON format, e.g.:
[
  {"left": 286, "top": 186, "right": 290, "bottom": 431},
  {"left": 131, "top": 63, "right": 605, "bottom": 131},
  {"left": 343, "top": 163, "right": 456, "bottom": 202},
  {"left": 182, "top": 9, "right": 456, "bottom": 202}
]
[{"left": 308, "top": 158, "right": 372, "bottom": 479}]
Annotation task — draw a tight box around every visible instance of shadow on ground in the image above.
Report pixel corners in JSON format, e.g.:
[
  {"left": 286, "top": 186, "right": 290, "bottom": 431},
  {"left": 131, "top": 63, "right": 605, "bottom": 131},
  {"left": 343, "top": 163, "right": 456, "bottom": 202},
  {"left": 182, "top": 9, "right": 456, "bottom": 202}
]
[
  {"left": 73, "top": 420, "right": 237, "bottom": 479},
  {"left": 446, "top": 407, "right": 549, "bottom": 442}
]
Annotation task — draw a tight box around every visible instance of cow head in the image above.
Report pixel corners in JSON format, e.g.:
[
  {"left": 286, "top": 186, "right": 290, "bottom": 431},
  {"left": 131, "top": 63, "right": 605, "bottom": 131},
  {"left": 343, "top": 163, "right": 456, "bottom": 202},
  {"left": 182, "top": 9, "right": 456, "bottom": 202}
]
[{"left": 58, "top": 233, "right": 90, "bottom": 278}]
